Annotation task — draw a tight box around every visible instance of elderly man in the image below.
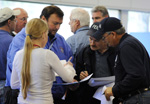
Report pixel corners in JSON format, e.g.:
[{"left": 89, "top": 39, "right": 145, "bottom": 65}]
[
  {"left": 65, "top": 14, "right": 116, "bottom": 104},
  {"left": 92, "top": 17, "right": 150, "bottom": 104},
  {"left": 66, "top": 8, "right": 90, "bottom": 62},
  {"left": 11, "top": 8, "right": 28, "bottom": 36},
  {"left": 0, "top": 7, "right": 20, "bottom": 104}
]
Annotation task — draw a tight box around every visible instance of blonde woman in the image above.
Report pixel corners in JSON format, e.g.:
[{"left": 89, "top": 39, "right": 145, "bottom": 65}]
[{"left": 10, "top": 18, "right": 76, "bottom": 104}]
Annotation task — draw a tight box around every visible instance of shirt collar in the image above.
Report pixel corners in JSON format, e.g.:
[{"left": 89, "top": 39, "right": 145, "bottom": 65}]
[{"left": 74, "top": 26, "right": 89, "bottom": 34}]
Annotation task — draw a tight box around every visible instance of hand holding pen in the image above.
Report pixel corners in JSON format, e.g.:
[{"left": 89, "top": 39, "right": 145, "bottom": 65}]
[
  {"left": 80, "top": 63, "right": 89, "bottom": 80},
  {"left": 65, "top": 57, "right": 73, "bottom": 66}
]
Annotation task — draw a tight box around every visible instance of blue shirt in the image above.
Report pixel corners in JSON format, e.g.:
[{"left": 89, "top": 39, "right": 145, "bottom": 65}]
[
  {"left": 0, "top": 30, "right": 13, "bottom": 80},
  {"left": 66, "top": 26, "right": 90, "bottom": 56},
  {"left": 45, "top": 34, "right": 73, "bottom": 61},
  {"left": 5, "top": 28, "right": 73, "bottom": 98}
]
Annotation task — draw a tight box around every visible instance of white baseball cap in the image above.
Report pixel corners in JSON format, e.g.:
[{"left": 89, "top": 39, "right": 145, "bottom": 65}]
[{"left": 0, "top": 7, "right": 20, "bottom": 23}]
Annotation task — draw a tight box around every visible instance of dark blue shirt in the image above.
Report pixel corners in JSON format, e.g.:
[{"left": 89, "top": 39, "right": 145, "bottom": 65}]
[
  {"left": 112, "top": 33, "right": 150, "bottom": 98},
  {"left": 0, "top": 30, "right": 13, "bottom": 80}
]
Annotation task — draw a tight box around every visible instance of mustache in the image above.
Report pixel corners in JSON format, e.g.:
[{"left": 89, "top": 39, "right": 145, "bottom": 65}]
[{"left": 90, "top": 45, "right": 96, "bottom": 48}]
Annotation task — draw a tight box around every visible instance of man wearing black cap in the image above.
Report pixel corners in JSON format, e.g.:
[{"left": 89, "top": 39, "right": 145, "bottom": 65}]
[
  {"left": 65, "top": 18, "right": 116, "bottom": 103},
  {"left": 96, "top": 17, "right": 150, "bottom": 103}
]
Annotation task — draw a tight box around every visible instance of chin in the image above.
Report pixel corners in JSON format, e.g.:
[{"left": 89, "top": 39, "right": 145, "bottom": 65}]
[
  {"left": 108, "top": 44, "right": 114, "bottom": 47},
  {"left": 91, "top": 47, "right": 97, "bottom": 51},
  {"left": 51, "top": 33, "right": 56, "bottom": 35}
]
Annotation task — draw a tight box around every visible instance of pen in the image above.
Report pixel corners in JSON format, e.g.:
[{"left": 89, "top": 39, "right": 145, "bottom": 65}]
[
  {"left": 84, "top": 63, "right": 87, "bottom": 73},
  {"left": 68, "top": 57, "right": 72, "bottom": 62}
]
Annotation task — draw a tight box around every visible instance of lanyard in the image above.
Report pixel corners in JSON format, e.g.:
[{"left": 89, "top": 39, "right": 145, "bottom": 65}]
[{"left": 49, "top": 38, "right": 56, "bottom": 50}]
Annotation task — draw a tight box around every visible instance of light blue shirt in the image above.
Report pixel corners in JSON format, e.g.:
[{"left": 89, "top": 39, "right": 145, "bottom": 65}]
[{"left": 66, "top": 26, "right": 90, "bottom": 56}]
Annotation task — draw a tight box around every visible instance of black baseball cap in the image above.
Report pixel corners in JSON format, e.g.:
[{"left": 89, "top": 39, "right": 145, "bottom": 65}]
[{"left": 87, "top": 17, "right": 123, "bottom": 40}]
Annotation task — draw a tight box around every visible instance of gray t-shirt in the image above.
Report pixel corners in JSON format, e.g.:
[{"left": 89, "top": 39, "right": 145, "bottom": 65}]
[{"left": 94, "top": 50, "right": 111, "bottom": 77}]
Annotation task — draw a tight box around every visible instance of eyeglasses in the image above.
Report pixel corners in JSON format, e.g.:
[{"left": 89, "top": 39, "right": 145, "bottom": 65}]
[
  {"left": 101, "top": 32, "right": 112, "bottom": 40},
  {"left": 18, "top": 17, "right": 28, "bottom": 21}
]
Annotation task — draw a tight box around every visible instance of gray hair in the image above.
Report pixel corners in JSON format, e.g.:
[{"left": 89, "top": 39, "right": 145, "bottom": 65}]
[
  {"left": 91, "top": 5, "right": 109, "bottom": 17},
  {"left": 114, "top": 27, "right": 126, "bottom": 35},
  {"left": 71, "top": 8, "right": 90, "bottom": 27},
  {"left": 106, "top": 27, "right": 126, "bottom": 35}
]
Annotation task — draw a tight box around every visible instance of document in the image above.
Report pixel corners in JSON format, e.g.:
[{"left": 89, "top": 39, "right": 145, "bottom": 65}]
[
  {"left": 53, "top": 73, "right": 93, "bottom": 85},
  {"left": 93, "top": 83, "right": 114, "bottom": 104},
  {"left": 88, "top": 76, "right": 115, "bottom": 87}
]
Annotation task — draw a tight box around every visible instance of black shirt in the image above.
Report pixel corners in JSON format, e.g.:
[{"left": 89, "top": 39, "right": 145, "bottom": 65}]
[{"left": 112, "top": 33, "right": 150, "bottom": 98}]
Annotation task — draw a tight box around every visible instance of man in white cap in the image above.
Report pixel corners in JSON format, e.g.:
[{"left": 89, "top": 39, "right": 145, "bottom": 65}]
[{"left": 0, "top": 7, "right": 20, "bottom": 104}]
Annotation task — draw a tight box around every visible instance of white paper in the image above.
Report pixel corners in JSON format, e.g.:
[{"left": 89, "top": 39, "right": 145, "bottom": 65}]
[
  {"left": 80, "top": 73, "right": 93, "bottom": 82},
  {"left": 88, "top": 76, "right": 115, "bottom": 87},
  {"left": 54, "top": 73, "right": 93, "bottom": 85},
  {"left": 93, "top": 83, "right": 114, "bottom": 104}
]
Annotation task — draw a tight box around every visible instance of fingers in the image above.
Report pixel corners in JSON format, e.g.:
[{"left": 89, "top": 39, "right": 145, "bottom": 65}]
[
  {"left": 104, "top": 87, "right": 113, "bottom": 101},
  {"left": 80, "top": 71, "right": 88, "bottom": 80},
  {"left": 68, "top": 79, "right": 80, "bottom": 91},
  {"left": 66, "top": 61, "right": 73, "bottom": 66},
  {"left": 105, "top": 92, "right": 111, "bottom": 101}
]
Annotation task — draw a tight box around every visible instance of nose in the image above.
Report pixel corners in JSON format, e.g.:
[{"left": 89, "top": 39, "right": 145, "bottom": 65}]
[
  {"left": 56, "top": 24, "right": 60, "bottom": 30},
  {"left": 93, "top": 19, "right": 97, "bottom": 23},
  {"left": 90, "top": 40, "right": 95, "bottom": 45},
  {"left": 24, "top": 19, "right": 27, "bottom": 24}
]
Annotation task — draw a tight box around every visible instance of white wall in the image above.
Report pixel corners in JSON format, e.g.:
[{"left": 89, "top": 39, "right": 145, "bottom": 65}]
[{"left": 18, "top": 0, "right": 150, "bottom": 12}]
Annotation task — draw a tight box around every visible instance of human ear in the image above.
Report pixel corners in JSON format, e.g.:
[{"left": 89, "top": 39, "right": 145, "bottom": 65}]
[
  {"left": 76, "top": 20, "right": 80, "bottom": 26},
  {"left": 112, "top": 32, "right": 117, "bottom": 39},
  {"left": 7, "top": 20, "right": 11, "bottom": 25},
  {"left": 41, "top": 16, "right": 47, "bottom": 22}
]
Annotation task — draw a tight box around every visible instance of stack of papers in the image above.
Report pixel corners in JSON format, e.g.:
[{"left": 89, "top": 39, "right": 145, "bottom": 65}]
[
  {"left": 88, "top": 76, "right": 115, "bottom": 87},
  {"left": 93, "top": 83, "right": 115, "bottom": 104}
]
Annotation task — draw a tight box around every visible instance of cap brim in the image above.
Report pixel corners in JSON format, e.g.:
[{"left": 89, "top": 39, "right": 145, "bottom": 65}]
[
  {"left": 13, "top": 10, "right": 20, "bottom": 16},
  {"left": 87, "top": 28, "right": 96, "bottom": 36},
  {"left": 92, "top": 30, "right": 104, "bottom": 41},
  {"left": 87, "top": 29, "right": 104, "bottom": 41}
]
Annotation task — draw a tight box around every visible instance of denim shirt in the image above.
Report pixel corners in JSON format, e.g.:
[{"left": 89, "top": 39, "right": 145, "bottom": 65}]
[{"left": 66, "top": 26, "right": 90, "bottom": 56}]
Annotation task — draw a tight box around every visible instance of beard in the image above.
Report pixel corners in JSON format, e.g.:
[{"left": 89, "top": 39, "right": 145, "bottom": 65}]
[{"left": 48, "top": 31, "right": 55, "bottom": 40}]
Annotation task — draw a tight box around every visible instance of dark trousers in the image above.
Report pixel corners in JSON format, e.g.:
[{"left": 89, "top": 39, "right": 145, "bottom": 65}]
[
  {"left": 65, "top": 83, "right": 100, "bottom": 104},
  {"left": 4, "top": 86, "right": 19, "bottom": 104}
]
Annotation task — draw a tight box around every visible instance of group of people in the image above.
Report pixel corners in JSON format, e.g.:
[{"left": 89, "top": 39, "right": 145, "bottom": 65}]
[{"left": 0, "top": 4, "right": 150, "bottom": 104}]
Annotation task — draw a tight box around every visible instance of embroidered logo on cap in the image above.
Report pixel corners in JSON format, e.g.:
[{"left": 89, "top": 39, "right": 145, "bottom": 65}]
[{"left": 92, "top": 24, "right": 98, "bottom": 30}]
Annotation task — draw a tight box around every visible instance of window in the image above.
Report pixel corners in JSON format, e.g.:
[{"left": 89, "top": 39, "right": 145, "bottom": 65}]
[
  {"left": 0, "top": 1, "right": 119, "bottom": 39},
  {"left": 128, "top": 11, "right": 150, "bottom": 33},
  {"left": 128, "top": 11, "right": 150, "bottom": 55}
]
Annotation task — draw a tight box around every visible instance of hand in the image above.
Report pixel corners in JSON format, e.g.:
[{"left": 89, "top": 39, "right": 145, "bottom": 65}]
[
  {"left": 104, "top": 87, "right": 113, "bottom": 101},
  {"left": 80, "top": 71, "right": 88, "bottom": 80},
  {"left": 66, "top": 61, "right": 73, "bottom": 66},
  {"left": 68, "top": 79, "right": 79, "bottom": 91},
  {"left": 64, "top": 57, "right": 73, "bottom": 66}
]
